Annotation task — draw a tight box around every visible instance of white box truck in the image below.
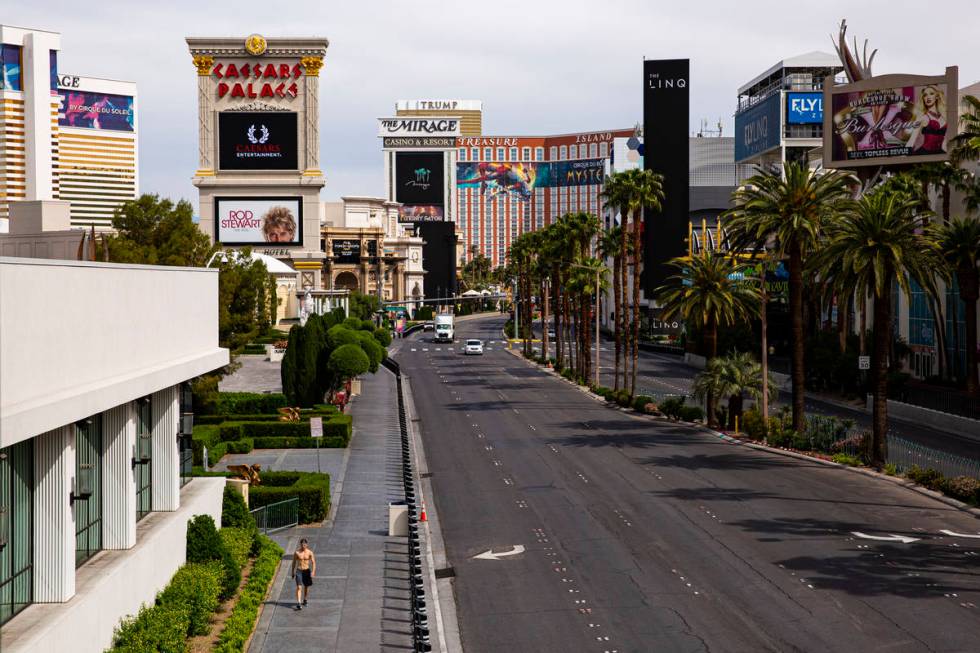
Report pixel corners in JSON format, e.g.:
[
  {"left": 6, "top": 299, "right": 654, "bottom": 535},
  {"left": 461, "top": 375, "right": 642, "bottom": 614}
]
[{"left": 433, "top": 313, "right": 455, "bottom": 343}]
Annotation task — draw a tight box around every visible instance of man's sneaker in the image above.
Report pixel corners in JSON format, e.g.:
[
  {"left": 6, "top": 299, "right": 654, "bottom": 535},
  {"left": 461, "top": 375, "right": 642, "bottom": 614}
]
[
  {"left": 302, "top": 599, "right": 308, "bottom": 606},
  {"left": 294, "top": 604, "right": 302, "bottom": 611}
]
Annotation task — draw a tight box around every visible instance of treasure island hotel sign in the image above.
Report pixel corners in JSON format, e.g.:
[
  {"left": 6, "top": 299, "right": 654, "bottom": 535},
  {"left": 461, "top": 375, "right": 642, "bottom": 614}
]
[{"left": 187, "top": 33, "right": 329, "bottom": 274}]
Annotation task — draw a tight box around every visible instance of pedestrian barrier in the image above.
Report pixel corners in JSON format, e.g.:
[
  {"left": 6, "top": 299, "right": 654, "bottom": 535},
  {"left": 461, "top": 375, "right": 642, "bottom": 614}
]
[
  {"left": 383, "top": 356, "right": 433, "bottom": 652},
  {"left": 886, "top": 436, "right": 980, "bottom": 480},
  {"left": 250, "top": 497, "right": 299, "bottom": 534}
]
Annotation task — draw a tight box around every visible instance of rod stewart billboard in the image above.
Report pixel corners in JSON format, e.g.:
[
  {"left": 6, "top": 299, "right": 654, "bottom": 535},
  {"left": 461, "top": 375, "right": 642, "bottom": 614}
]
[{"left": 823, "top": 67, "right": 958, "bottom": 168}]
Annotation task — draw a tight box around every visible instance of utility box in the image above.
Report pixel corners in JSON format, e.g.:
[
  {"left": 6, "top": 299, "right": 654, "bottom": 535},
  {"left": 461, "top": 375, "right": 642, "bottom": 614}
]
[{"left": 388, "top": 502, "right": 408, "bottom": 536}]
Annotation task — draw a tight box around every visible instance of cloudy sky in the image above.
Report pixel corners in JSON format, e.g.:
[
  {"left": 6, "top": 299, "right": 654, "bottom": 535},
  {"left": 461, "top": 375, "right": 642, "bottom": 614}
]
[{"left": 9, "top": 1, "right": 979, "bottom": 209}]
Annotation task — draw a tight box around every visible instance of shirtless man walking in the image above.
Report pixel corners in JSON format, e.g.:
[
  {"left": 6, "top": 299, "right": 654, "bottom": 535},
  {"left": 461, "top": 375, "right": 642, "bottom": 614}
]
[{"left": 291, "top": 538, "right": 316, "bottom": 610}]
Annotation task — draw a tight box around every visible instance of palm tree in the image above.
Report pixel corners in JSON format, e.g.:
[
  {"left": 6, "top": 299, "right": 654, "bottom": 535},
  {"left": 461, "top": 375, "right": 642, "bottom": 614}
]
[
  {"left": 953, "top": 95, "right": 980, "bottom": 162},
  {"left": 599, "top": 226, "right": 624, "bottom": 391},
  {"left": 692, "top": 351, "right": 778, "bottom": 429},
  {"left": 938, "top": 217, "right": 980, "bottom": 395},
  {"left": 813, "top": 189, "right": 944, "bottom": 467},
  {"left": 656, "top": 252, "right": 760, "bottom": 427},
  {"left": 727, "top": 162, "right": 855, "bottom": 433},
  {"left": 614, "top": 169, "right": 665, "bottom": 396},
  {"left": 600, "top": 175, "right": 631, "bottom": 392}
]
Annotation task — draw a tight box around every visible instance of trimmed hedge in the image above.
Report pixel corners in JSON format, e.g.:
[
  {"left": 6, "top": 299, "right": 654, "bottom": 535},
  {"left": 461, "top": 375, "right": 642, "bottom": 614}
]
[
  {"left": 187, "top": 514, "right": 240, "bottom": 600},
  {"left": 215, "top": 392, "right": 288, "bottom": 415},
  {"left": 158, "top": 562, "right": 223, "bottom": 636},
  {"left": 252, "top": 435, "right": 347, "bottom": 449},
  {"left": 250, "top": 471, "right": 331, "bottom": 523},
  {"left": 220, "top": 528, "right": 253, "bottom": 568},
  {"left": 214, "top": 535, "right": 283, "bottom": 652},
  {"left": 218, "top": 416, "right": 351, "bottom": 443},
  {"left": 196, "top": 406, "right": 339, "bottom": 425}
]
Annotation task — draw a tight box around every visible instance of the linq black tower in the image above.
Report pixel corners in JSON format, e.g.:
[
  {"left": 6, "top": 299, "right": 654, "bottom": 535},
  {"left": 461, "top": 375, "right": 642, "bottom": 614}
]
[{"left": 642, "top": 59, "right": 690, "bottom": 297}]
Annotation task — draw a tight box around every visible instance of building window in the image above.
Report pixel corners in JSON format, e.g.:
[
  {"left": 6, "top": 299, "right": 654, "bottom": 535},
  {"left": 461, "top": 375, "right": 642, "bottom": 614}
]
[
  {"left": 522, "top": 147, "right": 530, "bottom": 161},
  {"left": 471, "top": 147, "right": 479, "bottom": 161},
  {"left": 600, "top": 142, "right": 609, "bottom": 158},
  {"left": 496, "top": 148, "right": 505, "bottom": 161},
  {"left": 510, "top": 148, "right": 518, "bottom": 161},
  {"left": 74, "top": 416, "right": 103, "bottom": 567},
  {"left": 0, "top": 439, "right": 33, "bottom": 626},
  {"left": 559, "top": 145, "right": 567, "bottom": 160},
  {"left": 535, "top": 147, "right": 544, "bottom": 161},
  {"left": 484, "top": 147, "right": 492, "bottom": 160},
  {"left": 569, "top": 145, "right": 578, "bottom": 159},
  {"left": 590, "top": 143, "right": 598, "bottom": 158},
  {"left": 549, "top": 146, "right": 557, "bottom": 161},
  {"left": 135, "top": 398, "right": 152, "bottom": 522},
  {"left": 458, "top": 148, "right": 466, "bottom": 161}
]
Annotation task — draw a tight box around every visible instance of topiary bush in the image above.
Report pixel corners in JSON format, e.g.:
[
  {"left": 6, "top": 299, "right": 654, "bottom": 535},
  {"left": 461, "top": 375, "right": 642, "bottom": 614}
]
[
  {"left": 373, "top": 327, "right": 392, "bottom": 348},
  {"left": 614, "top": 389, "right": 631, "bottom": 407},
  {"left": 215, "top": 392, "right": 288, "bottom": 415},
  {"left": 329, "top": 344, "right": 370, "bottom": 381},
  {"left": 222, "top": 485, "right": 253, "bottom": 531},
  {"left": 249, "top": 471, "right": 331, "bottom": 523},
  {"left": 157, "top": 561, "right": 223, "bottom": 636},
  {"left": 220, "top": 528, "right": 253, "bottom": 569}
]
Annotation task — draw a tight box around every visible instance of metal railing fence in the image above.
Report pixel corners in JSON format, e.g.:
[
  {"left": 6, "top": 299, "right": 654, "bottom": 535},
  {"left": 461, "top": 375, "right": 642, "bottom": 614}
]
[
  {"left": 886, "top": 436, "right": 980, "bottom": 480},
  {"left": 249, "top": 497, "right": 299, "bottom": 534}
]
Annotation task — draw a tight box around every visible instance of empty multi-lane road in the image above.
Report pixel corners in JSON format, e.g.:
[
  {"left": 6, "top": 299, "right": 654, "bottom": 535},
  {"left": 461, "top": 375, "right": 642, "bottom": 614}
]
[{"left": 395, "top": 315, "right": 980, "bottom": 653}]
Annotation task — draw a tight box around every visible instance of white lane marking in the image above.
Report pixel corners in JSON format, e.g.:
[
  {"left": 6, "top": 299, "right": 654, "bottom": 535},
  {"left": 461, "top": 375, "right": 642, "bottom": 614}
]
[
  {"left": 411, "top": 348, "right": 417, "bottom": 352},
  {"left": 435, "top": 347, "right": 442, "bottom": 351},
  {"left": 512, "top": 408, "right": 519, "bottom": 414},
  {"left": 472, "top": 545, "right": 525, "bottom": 561},
  {"left": 940, "top": 529, "right": 980, "bottom": 539},
  {"left": 851, "top": 531, "right": 920, "bottom": 544},
  {"left": 528, "top": 424, "right": 536, "bottom": 431},
  {"left": 423, "top": 348, "right": 429, "bottom": 352}
]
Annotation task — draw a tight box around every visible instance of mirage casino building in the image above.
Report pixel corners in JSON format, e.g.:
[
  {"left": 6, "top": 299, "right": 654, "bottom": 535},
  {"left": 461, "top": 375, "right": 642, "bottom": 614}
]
[{"left": 187, "top": 34, "right": 327, "bottom": 287}]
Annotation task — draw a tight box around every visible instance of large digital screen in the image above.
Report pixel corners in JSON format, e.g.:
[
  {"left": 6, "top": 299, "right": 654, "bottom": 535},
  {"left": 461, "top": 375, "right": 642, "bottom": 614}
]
[
  {"left": 215, "top": 197, "right": 303, "bottom": 246},
  {"left": 58, "top": 90, "right": 135, "bottom": 131},
  {"left": 332, "top": 239, "right": 361, "bottom": 264},
  {"left": 1, "top": 45, "right": 21, "bottom": 91},
  {"left": 218, "top": 112, "right": 298, "bottom": 170},
  {"left": 395, "top": 151, "right": 444, "bottom": 205},
  {"left": 455, "top": 159, "right": 606, "bottom": 200},
  {"left": 786, "top": 92, "right": 823, "bottom": 124},
  {"left": 826, "top": 72, "right": 958, "bottom": 167},
  {"left": 734, "top": 92, "right": 781, "bottom": 162},
  {"left": 398, "top": 205, "right": 444, "bottom": 222}
]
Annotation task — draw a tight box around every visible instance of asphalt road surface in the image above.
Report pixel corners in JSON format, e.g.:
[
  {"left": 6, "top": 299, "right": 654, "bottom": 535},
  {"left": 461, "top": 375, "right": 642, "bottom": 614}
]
[
  {"left": 395, "top": 315, "right": 980, "bottom": 653},
  {"left": 525, "top": 321, "right": 980, "bottom": 462}
]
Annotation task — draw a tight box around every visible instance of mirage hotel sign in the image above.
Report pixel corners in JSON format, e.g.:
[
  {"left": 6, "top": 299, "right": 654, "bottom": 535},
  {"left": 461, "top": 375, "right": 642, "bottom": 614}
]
[{"left": 378, "top": 117, "right": 461, "bottom": 137}]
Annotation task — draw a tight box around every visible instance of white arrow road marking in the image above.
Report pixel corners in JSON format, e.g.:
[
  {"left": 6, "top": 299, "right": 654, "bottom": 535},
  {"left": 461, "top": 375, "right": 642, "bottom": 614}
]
[
  {"left": 851, "top": 531, "right": 920, "bottom": 544},
  {"left": 940, "top": 529, "right": 980, "bottom": 539},
  {"left": 472, "top": 545, "right": 525, "bottom": 561}
]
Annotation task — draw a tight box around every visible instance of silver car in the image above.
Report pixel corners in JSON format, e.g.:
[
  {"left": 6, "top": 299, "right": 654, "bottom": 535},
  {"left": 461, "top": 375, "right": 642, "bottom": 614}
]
[{"left": 464, "top": 339, "right": 484, "bottom": 355}]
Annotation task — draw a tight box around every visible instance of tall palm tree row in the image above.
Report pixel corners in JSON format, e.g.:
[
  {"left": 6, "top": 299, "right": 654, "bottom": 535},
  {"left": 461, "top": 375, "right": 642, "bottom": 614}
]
[
  {"left": 600, "top": 169, "right": 665, "bottom": 396},
  {"left": 812, "top": 188, "right": 945, "bottom": 466},
  {"left": 506, "top": 212, "right": 605, "bottom": 383},
  {"left": 726, "top": 162, "right": 856, "bottom": 433}
]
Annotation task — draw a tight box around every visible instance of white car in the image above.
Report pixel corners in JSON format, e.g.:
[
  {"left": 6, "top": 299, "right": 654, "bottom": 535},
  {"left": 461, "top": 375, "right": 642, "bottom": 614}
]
[
  {"left": 464, "top": 339, "right": 484, "bottom": 355},
  {"left": 423, "top": 321, "right": 434, "bottom": 331}
]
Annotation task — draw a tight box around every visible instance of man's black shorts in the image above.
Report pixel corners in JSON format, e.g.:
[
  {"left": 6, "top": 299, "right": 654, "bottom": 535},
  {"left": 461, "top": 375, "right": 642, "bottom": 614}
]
[{"left": 295, "top": 569, "right": 313, "bottom": 587}]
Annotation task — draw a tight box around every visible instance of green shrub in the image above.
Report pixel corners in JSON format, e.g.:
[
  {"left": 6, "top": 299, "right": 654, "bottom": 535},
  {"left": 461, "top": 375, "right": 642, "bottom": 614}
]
[
  {"left": 591, "top": 385, "right": 612, "bottom": 399},
  {"left": 250, "top": 471, "right": 331, "bottom": 523},
  {"left": 740, "top": 408, "right": 766, "bottom": 440},
  {"left": 251, "top": 435, "right": 347, "bottom": 449},
  {"left": 239, "top": 416, "right": 351, "bottom": 441},
  {"left": 191, "top": 425, "right": 221, "bottom": 466},
  {"left": 560, "top": 368, "right": 574, "bottom": 380},
  {"left": 329, "top": 343, "right": 370, "bottom": 381},
  {"left": 373, "top": 327, "right": 392, "bottom": 347},
  {"left": 226, "top": 438, "right": 254, "bottom": 454},
  {"left": 678, "top": 405, "right": 704, "bottom": 422},
  {"left": 110, "top": 601, "right": 190, "bottom": 652},
  {"left": 222, "top": 485, "right": 253, "bottom": 530},
  {"left": 206, "top": 442, "right": 228, "bottom": 467},
  {"left": 940, "top": 476, "right": 980, "bottom": 504},
  {"left": 242, "top": 344, "right": 266, "bottom": 355},
  {"left": 157, "top": 561, "right": 223, "bottom": 636},
  {"left": 220, "top": 528, "right": 253, "bottom": 568},
  {"left": 215, "top": 392, "right": 288, "bottom": 415},
  {"left": 187, "top": 514, "right": 224, "bottom": 564},
  {"left": 614, "top": 390, "right": 632, "bottom": 407},
  {"left": 632, "top": 395, "right": 654, "bottom": 412},
  {"left": 906, "top": 465, "right": 943, "bottom": 490},
  {"left": 660, "top": 397, "right": 685, "bottom": 420},
  {"left": 192, "top": 374, "right": 220, "bottom": 415},
  {"left": 214, "top": 535, "right": 283, "bottom": 652},
  {"left": 883, "top": 463, "right": 898, "bottom": 476},
  {"left": 831, "top": 453, "right": 863, "bottom": 466},
  {"left": 767, "top": 428, "right": 795, "bottom": 448}
]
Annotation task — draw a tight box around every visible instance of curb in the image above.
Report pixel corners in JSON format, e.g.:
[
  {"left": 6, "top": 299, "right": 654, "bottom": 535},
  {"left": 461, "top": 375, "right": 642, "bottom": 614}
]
[{"left": 506, "top": 348, "right": 980, "bottom": 521}]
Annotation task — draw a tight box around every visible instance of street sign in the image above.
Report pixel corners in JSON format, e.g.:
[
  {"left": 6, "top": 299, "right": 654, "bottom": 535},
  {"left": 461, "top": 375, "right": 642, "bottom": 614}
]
[
  {"left": 858, "top": 356, "right": 870, "bottom": 370},
  {"left": 310, "top": 417, "right": 323, "bottom": 438}
]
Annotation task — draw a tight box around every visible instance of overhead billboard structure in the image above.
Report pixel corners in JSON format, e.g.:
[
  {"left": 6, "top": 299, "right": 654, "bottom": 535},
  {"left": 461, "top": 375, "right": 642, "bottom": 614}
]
[
  {"left": 378, "top": 117, "right": 461, "bottom": 137},
  {"left": 643, "top": 58, "right": 690, "bottom": 293},
  {"left": 455, "top": 159, "right": 605, "bottom": 200},
  {"left": 57, "top": 90, "right": 135, "bottom": 131},
  {"left": 734, "top": 92, "right": 781, "bottom": 162},
  {"left": 218, "top": 111, "right": 298, "bottom": 170},
  {"left": 214, "top": 196, "right": 303, "bottom": 246},
  {"left": 823, "top": 67, "right": 958, "bottom": 168}
]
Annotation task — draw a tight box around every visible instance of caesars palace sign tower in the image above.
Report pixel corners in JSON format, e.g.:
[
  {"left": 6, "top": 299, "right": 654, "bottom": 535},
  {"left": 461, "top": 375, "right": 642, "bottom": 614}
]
[{"left": 187, "top": 34, "right": 328, "bottom": 287}]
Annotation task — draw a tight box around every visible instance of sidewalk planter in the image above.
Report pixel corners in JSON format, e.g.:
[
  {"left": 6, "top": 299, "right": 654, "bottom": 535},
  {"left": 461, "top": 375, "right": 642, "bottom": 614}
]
[
  {"left": 249, "top": 471, "right": 331, "bottom": 523},
  {"left": 264, "top": 345, "right": 287, "bottom": 362}
]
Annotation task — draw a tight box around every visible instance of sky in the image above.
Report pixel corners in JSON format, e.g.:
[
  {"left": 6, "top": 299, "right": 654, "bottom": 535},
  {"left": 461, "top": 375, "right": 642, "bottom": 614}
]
[{"left": 8, "top": 1, "right": 979, "bottom": 209}]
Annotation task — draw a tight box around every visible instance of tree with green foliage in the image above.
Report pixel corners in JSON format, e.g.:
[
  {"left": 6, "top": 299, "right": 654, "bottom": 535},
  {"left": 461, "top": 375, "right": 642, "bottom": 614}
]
[
  {"left": 281, "top": 325, "right": 300, "bottom": 405},
  {"left": 349, "top": 291, "right": 381, "bottom": 321},
  {"left": 329, "top": 344, "right": 370, "bottom": 381},
  {"left": 104, "top": 194, "right": 216, "bottom": 266}
]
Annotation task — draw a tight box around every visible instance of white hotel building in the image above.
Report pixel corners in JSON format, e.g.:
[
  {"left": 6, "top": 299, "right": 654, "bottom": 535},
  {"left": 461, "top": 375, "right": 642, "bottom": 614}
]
[
  {"left": 1, "top": 24, "right": 138, "bottom": 231},
  {"left": 0, "top": 258, "right": 229, "bottom": 652}
]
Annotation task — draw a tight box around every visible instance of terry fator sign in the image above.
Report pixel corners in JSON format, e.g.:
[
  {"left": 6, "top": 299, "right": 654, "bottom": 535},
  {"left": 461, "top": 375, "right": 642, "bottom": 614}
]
[{"left": 378, "top": 117, "right": 461, "bottom": 137}]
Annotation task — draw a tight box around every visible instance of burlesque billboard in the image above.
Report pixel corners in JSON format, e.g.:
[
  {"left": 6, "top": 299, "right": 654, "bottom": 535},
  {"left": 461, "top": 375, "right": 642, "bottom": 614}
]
[
  {"left": 215, "top": 196, "right": 303, "bottom": 246},
  {"left": 455, "top": 159, "right": 605, "bottom": 200},
  {"left": 824, "top": 68, "right": 958, "bottom": 168},
  {"left": 58, "top": 90, "right": 135, "bottom": 131}
]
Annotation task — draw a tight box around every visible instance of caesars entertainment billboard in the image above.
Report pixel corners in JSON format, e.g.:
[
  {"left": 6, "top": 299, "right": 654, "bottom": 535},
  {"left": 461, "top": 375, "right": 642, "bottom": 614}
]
[
  {"left": 218, "top": 111, "right": 298, "bottom": 170},
  {"left": 823, "top": 67, "right": 958, "bottom": 168},
  {"left": 215, "top": 197, "right": 303, "bottom": 246},
  {"left": 643, "top": 58, "right": 689, "bottom": 292}
]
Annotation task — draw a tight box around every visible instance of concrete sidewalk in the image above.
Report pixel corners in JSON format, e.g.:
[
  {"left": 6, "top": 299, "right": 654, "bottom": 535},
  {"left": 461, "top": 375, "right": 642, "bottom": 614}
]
[{"left": 248, "top": 369, "right": 415, "bottom": 653}]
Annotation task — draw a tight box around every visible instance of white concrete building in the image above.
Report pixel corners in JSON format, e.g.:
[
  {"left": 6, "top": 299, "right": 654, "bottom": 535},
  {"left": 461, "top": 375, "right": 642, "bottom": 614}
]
[
  {"left": 0, "top": 257, "right": 228, "bottom": 652},
  {"left": 0, "top": 25, "right": 139, "bottom": 231}
]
